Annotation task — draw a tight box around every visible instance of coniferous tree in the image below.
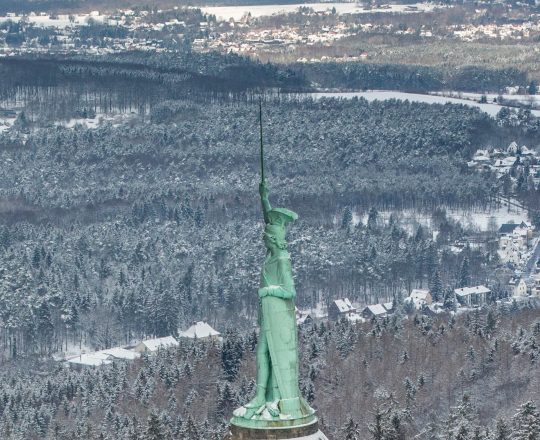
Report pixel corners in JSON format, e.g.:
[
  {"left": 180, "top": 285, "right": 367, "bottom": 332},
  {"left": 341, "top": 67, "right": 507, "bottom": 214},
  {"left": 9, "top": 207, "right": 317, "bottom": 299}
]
[
  {"left": 341, "top": 206, "right": 353, "bottom": 231},
  {"left": 511, "top": 401, "right": 540, "bottom": 440},
  {"left": 342, "top": 416, "right": 361, "bottom": 440},
  {"left": 493, "top": 418, "right": 511, "bottom": 440},
  {"left": 459, "top": 257, "right": 470, "bottom": 288},
  {"left": 429, "top": 269, "right": 443, "bottom": 302}
]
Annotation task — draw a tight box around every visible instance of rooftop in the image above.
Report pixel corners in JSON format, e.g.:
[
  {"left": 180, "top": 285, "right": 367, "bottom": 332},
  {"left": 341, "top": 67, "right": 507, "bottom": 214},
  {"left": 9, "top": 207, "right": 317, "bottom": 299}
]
[
  {"left": 364, "top": 304, "right": 387, "bottom": 316},
  {"left": 138, "top": 336, "right": 179, "bottom": 351},
  {"left": 334, "top": 298, "right": 355, "bottom": 313},
  {"left": 454, "top": 285, "right": 491, "bottom": 296},
  {"left": 179, "top": 321, "right": 220, "bottom": 339}
]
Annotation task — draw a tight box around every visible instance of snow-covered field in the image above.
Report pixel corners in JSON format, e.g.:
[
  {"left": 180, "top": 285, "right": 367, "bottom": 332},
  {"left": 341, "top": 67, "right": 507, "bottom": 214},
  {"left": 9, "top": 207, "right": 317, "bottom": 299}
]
[
  {"left": 309, "top": 90, "right": 540, "bottom": 117},
  {"left": 0, "top": 12, "right": 109, "bottom": 29},
  {"left": 432, "top": 91, "right": 540, "bottom": 107},
  {"left": 202, "top": 2, "right": 442, "bottom": 21},
  {"left": 352, "top": 200, "right": 529, "bottom": 234},
  {"left": 55, "top": 112, "right": 136, "bottom": 129}
]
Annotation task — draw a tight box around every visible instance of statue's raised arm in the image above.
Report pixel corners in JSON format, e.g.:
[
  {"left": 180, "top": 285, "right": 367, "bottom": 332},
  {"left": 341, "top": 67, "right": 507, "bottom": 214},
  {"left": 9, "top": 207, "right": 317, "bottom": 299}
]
[{"left": 259, "top": 180, "right": 271, "bottom": 224}]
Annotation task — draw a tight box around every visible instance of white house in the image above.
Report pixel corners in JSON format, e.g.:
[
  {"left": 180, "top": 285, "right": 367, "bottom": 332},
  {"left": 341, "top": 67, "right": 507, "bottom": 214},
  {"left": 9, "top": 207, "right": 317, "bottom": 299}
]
[
  {"left": 101, "top": 347, "right": 141, "bottom": 360},
  {"left": 507, "top": 141, "right": 519, "bottom": 154},
  {"left": 405, "top": 289, "right": 432, "bottom": 310},
  {"left": 512, "top": 278, "right": 528, "bottom": 297},
  {"left": 65, "top": 347, "right": 140, "bottom": 369},
  {"left": 66, "top": 352, "right": 112, "bottom": 369},
  {"left": 498, "top": 221, "right": 533, "bottom": 264},
  {"left": 134, "top": 336, "right": 179, "bottom": 353},
  {"left": 521, "top": 146, "right": 535, "bottom": 156},
  {"left": 179, "top": 321, "right": 221, "bottom": 341},
  {"left": 454, "top": 285, "right": 491, "bottom": 307},
  {"left": 472, "top": 153, "right": 490, "bottom": 163}
]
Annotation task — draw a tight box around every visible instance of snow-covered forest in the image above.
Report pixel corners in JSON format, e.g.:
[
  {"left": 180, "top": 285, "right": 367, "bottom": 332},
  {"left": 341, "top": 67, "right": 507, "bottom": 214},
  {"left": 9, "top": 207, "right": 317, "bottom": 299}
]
[
  {"left": 2, "top": 96, "right": 534, "bottom": 357},
  {"left": 0, "top": 50, "right": 539, "bottom": 439},
  {"left": 0, "top": 308, "right": 539, "bottom": 439}
]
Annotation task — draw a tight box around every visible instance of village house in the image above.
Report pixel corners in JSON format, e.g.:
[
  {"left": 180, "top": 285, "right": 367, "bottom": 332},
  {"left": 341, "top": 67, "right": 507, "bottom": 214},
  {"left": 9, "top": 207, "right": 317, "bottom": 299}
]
[
  {"left": 510, "top": 278, "right": 528, "bottom": 297},
  {"left": 295, "top": 308, "right": 313, "bottom": 327},
  {"left": 498, "top": 221, "right": 533, "bottom": 264},
  {"left": 382, "top": 301, "right": 394, "bottom": 314},
  {"left": 405, "top": 289, "right": 432, "bottom": 310},
  {"left": 133, "top": 336, "right": 179, "bottom": 353},
  {"left": 507, "top": 141, "right": 519, "bottom": 154},
  {"left": 454, "top": 285, "right": 491, "bottom": 307},
  {"left": 328, "top": 298, "right": 356, "bottom": 320},
  {"left": 520, "top": 146, "right": 535, "bottom": 156},
  {"left": 65, "top": 347, "right": 140, "bottom": 369},
  {"left": 179, "top": 321, "right": 221, "bottom": 341},
  {"left": 535, "top": 276, "right": 540, "bottom": 297},
  {"left": 361, "top": 304, "right": 387, "bottom": 319}
]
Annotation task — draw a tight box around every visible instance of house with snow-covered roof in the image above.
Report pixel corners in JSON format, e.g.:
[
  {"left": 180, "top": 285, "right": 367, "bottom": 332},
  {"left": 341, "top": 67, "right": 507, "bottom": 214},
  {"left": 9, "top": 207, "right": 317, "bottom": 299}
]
[
  {"left": 101, "top": 347, "right": 141, "bottom": 360},
  {"left": 507, "top": 141, "right": 519, "bottom": 154},
  {"left": 361, "top": 304, "right": 387, "bottom": 319},
  {"left": 179, "top": 321, "right": 221, "bottom": 341},
  {"left": 65, "top": 347, "right": 140, "bottom": 369},
  {"left": 382, "top": 301, "right": 394, "bottom": 314},
  {"left": 328, "top": 298, "right": 356, "bottom": 321},
  {"left": 498, "top": 221, "right": 533, "bottom": 264},
  {"left": 520, "top": 146, "right": 535, "bottom": 156},
  {"left": 66, "top": 352, "right": 112, "bottom": 369},
  {"left": 405, "top": 289, "right": 432, "bottom": 310},
  {"left": 134, "top": 336, "right": 179, "bottom": 353},
  {"left": 295, "top": 307, "right": 313, "bottom": 327},
  {"left": 454, "top": 285, "right": 491, "bottom": 307}
]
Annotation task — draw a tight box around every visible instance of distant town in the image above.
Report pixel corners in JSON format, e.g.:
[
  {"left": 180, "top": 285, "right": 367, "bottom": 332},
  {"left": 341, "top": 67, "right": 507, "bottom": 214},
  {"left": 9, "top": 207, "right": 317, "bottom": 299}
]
[{"left": 1, "top": 3, "right": 540, "bottom": 63}]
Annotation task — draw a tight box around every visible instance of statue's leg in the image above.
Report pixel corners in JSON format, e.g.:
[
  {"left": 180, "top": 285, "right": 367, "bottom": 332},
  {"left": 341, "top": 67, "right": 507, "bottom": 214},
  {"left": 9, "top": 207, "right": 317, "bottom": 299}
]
[
  {"left": 263, "top": 300, "right": 303, "bottom": 419},
  {"left": 265, "top": 366, "right": 281, "bottom": 417},
  {"left": 243, "top": 332, "right": 269, "bottom": 419}
]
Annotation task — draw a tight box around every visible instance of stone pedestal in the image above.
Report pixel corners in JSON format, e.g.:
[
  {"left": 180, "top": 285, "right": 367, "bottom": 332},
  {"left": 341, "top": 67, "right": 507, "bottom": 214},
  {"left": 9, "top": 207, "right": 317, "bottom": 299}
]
[{"left": 225, "top": 418, "right": 328, "bottom": 440}]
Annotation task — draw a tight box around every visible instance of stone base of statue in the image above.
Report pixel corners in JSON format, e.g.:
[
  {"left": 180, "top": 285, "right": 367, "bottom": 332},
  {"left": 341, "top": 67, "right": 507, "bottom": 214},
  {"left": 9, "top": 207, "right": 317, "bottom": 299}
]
[
  {"left": 225, "top": 417, "right": 328, "bottom": 440},
  {"left": 226, "top": 399, "right": 328, "bottom": 440}
]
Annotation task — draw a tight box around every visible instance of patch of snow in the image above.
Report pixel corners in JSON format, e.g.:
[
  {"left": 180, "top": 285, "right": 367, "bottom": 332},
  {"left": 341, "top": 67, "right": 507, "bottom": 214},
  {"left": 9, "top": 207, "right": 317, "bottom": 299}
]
[
  {"left": 202, "top": 3, "right": 444, "bottom": 22},
  {"left": 309, "top": 90, "right": 540, "bottom": 118}
]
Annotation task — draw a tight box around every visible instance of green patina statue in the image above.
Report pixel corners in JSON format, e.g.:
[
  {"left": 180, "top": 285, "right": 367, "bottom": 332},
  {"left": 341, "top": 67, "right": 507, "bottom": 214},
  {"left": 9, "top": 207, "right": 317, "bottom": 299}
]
[{"left": 230, "top": 105, "right": 316, "bottom": 430}]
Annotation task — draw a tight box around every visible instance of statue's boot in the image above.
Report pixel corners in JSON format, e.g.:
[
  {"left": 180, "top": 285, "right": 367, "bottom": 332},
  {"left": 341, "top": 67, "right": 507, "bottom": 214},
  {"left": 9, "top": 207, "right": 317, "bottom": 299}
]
[
  {"left": 266, "top": 400, "right": 280, "bottom": 417},
  {"left": 242, "top": 385, "right": 266, "bottom": 419},
  {"left": 279, "top": 397, "right": 303, "bottom": 419}
]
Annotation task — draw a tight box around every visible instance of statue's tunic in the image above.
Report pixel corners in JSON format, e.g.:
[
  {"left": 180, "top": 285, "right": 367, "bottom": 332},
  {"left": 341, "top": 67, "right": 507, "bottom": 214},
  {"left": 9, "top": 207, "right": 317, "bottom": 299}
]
[{"left": 259, "top": 251, "right": 301, "bottom": 415}]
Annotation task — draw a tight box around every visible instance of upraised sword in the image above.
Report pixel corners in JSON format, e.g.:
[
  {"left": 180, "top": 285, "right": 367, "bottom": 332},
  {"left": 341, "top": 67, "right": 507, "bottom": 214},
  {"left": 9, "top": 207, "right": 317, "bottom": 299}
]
[{"left": 259, "top": 100, "right": 265, "bottom": 183}]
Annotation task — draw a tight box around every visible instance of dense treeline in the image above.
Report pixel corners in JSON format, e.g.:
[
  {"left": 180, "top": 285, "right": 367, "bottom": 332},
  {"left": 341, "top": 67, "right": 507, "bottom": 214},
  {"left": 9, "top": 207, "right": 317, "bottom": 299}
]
[
  {"left": 0, "top": 308, "right": 538, "bottom": 439},
  {"left": 1, "top": 98, "right": 500, "bottom": 211},
  {"left": 0, "top": 55, "right": 531, "bottom": 117},
  {"left": 0, "top": 54, "right": 309, "bottom": 116},
  {"left": 294, "top": 62, "right": 528, "bottom": 93}
]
